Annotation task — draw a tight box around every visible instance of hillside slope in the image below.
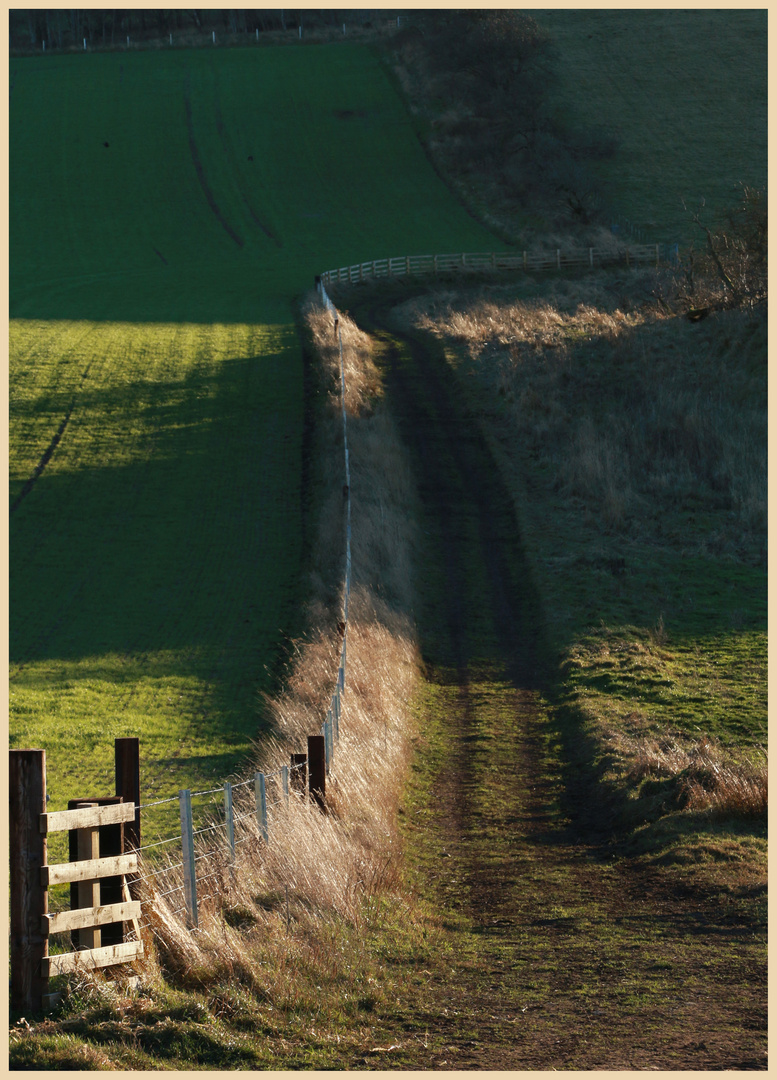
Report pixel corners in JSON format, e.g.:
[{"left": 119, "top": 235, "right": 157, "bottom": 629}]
[{"left": 9, "top": 42, "right": 502, "bottom": 819}]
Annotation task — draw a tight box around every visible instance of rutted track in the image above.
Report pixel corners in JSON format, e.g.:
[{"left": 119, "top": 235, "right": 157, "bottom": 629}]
[{"left": 350, "top": 300, "right": 767, "bottom": 1071}]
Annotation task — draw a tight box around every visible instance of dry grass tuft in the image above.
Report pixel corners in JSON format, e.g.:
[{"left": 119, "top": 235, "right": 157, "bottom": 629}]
[{"left": 621, "top": 732, "right": 767, "bottom": 819}]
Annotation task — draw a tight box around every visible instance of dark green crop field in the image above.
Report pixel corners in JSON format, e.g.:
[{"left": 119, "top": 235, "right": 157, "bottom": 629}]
[{"left": 9, "top": 43, "right": 500, "bottom": 830}]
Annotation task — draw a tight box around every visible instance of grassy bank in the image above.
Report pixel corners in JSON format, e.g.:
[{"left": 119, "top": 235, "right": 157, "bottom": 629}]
[
  {"left": 388, "top": 270, "right": 766, "bottom": 873},
  {"left": 384, "top": 9, "right": 767, "bottom": 242}
]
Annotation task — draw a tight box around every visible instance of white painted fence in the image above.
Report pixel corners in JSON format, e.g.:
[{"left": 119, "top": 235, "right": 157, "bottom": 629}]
[{"left": 320, "top": 244, "right": 667, "bottom": 289}]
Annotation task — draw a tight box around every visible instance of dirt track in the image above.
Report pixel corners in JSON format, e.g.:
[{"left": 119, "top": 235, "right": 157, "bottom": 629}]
[{"left": 351, "top": 302, "right": 767, "bottom": 1071}]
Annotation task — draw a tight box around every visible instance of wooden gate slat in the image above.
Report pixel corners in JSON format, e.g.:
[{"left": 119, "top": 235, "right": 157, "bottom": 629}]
[
  {"left": 41, "top": 940, "right": 144, "bottom": 977},
  {"left": 41, "top": 852, "right": 138, "bottom": 888},
  {"left": 42, "top": 900, "right": 141, "bottom": 936},
  {"left": 41, "top": 802, "right": 136, "bottom": 834}
]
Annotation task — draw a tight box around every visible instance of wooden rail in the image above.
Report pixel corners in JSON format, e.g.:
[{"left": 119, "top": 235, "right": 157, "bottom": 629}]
[{"left": 320, "top": 244, "right": 664, "bottom": 289}]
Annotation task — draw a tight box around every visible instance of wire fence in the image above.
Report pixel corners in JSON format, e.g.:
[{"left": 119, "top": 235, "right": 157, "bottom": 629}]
[
  {"left": 111, "top": 238, "right": 677, "bottom": 938},
  {"left": 319, "top": 242, "right": 679, "bottom": 290},
  {"left": 129, "top": 278, "right": 348, "bottom": 934}
]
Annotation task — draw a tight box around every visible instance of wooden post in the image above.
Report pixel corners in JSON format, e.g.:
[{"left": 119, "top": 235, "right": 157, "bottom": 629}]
[
  {"left": 68, "top": 796, "right": 125, "bottom": 948},
  {"left": 115, "top": 738, "right": 140, "bottom": 851},
  {"left": 290, "top": 753, "right": 307, "bottom": 794},
  {"left": 255, "top": 774, "right": 268, "bottom": 843},
  {"left": 77, "top": 806, "right": 101, "bottom": 950},
  {"left": 179, "top": 790, "right": 198, "bottom": 929},
  {"left": 10, "top": 750, "right": 49, "bottom": 1014},
  {"left": 308, "top": 735, "right": 326, "bottom": 810}
]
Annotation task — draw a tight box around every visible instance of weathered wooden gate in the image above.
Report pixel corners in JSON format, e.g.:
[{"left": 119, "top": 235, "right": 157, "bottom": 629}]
[{"left": 10, "top": 740, "right": 143, "bottom": 1013}]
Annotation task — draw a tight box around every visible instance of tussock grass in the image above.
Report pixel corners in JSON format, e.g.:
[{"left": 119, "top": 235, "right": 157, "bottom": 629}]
[{"left": 618, "top": 732, "right": 767, "bottom": 818}]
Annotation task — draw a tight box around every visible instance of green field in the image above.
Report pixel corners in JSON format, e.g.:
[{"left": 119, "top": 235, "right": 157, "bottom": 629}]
[
  {"left": 532, "top": 8, "right": 767, "bottom": 241},
  {"left": 9, "top": 43, "right": 501, "bottom": 831}
]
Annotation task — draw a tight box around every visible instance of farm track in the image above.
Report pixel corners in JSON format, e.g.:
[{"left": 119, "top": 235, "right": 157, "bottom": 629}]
[{"left": 351, "top": 304, "right": 767, "bottom": 1071}]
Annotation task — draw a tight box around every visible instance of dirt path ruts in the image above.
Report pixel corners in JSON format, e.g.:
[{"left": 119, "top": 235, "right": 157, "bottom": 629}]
[{"left": 353, "top": 302, "right": 767, "bottom": 1071}]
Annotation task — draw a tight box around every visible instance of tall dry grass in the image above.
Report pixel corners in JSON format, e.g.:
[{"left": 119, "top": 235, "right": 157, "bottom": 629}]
[
  {"left": 393, "top": 277, "right": 766, "bottom": 556},
  {"left": 133, "top": 295, "right": 422, "bottom": 988}
]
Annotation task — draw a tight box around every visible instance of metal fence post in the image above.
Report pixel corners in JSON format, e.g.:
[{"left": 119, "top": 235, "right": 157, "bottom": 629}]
[
  {"left": 324, "top": 714, "right": 333, "bottom": 773},
  {"left": 255, "top": 773, "right": 268, "bottom": 843},
  {"left": 281, "top": 765, "right": 290, "bottom": 805},
  {"left": 179, "top": 789, "right": 198, "bottom": 929},
  {"left": 224, "top": 782, "right": 235, "bottom": 861}
]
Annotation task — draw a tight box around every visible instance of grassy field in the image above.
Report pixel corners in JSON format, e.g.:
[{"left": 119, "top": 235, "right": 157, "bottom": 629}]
[
  {"left": 9, "top": 42, "right": 500, "bottom": 839},
  {"left": 533, "top": 8, "right": 768, "bottom": 241},
  {"left": 8, "top": 24, "right": 766, "bottom": 1070}
]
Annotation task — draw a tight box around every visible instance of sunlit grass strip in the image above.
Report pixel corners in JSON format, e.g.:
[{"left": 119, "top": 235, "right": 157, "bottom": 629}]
[{"left": 9, "top": 315, "right": 304, "bottom": 847}]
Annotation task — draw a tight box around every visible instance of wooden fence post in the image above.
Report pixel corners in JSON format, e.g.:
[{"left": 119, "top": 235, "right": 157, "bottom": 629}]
[
  {"left": 308, "top": 735, "right": 326, "bottom": 810},
  {"left": 10, "top": 749, "right": 49, "bottom": 1014},
  {"left": 76, "top": 804, "right": 101, "bottom": 950},
  {"left": 115, "top": 737, "right": 140, "bottom": 851},
  {"left": 281, "top": 765, "right": 290, "bottom": 804},
  {"left": 179, "top": 789, "right": 198, "bottom": 929}
]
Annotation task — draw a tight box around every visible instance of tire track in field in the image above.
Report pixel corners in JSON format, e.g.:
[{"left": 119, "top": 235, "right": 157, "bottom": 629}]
[
  {"left": 10, "top": 357, "right": 95, "bottom": 515},
  {"left": 213, "top": 86, "right": 283, "bottom": 247},
  {"left": 183, "top": 77, "right": 244, "bottom": 248}
]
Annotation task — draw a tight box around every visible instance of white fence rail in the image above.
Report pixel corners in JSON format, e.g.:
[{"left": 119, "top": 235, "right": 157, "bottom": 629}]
[{"left": 320, "top": 244, "right": 670, "bottom": 289}]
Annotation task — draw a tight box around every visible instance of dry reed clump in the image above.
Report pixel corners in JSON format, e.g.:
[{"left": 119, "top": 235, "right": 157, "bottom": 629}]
[
  {"left": 136, "top": 291, "right": 422, "bottom": 993},
  {"left": 617, "top": 732, "right": 767, "bottom": 819}
]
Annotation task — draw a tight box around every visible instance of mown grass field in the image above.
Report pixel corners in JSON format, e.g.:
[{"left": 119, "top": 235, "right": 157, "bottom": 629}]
[
  {"left": 9, "top": 42, "right": 500, "bottom": 842},
  {"left": 534, "top": 8, "right": 768, "bottom": 240}
]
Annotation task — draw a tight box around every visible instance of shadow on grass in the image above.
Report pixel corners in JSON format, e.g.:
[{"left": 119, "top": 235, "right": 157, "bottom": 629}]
[{"left": 10, "top": 349, "right": 306, "bottom": 754}]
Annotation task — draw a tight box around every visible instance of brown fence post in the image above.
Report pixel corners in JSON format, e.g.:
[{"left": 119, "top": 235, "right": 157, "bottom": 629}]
[
  {"left": 9, "top": 749, "right": 49, "bottom": 1013},
  {"left": 307, "top": 735, "right": 326, "bottom": 810},
  {"left": 115, "top": 738, "right": 140, "bottom": 851}
]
